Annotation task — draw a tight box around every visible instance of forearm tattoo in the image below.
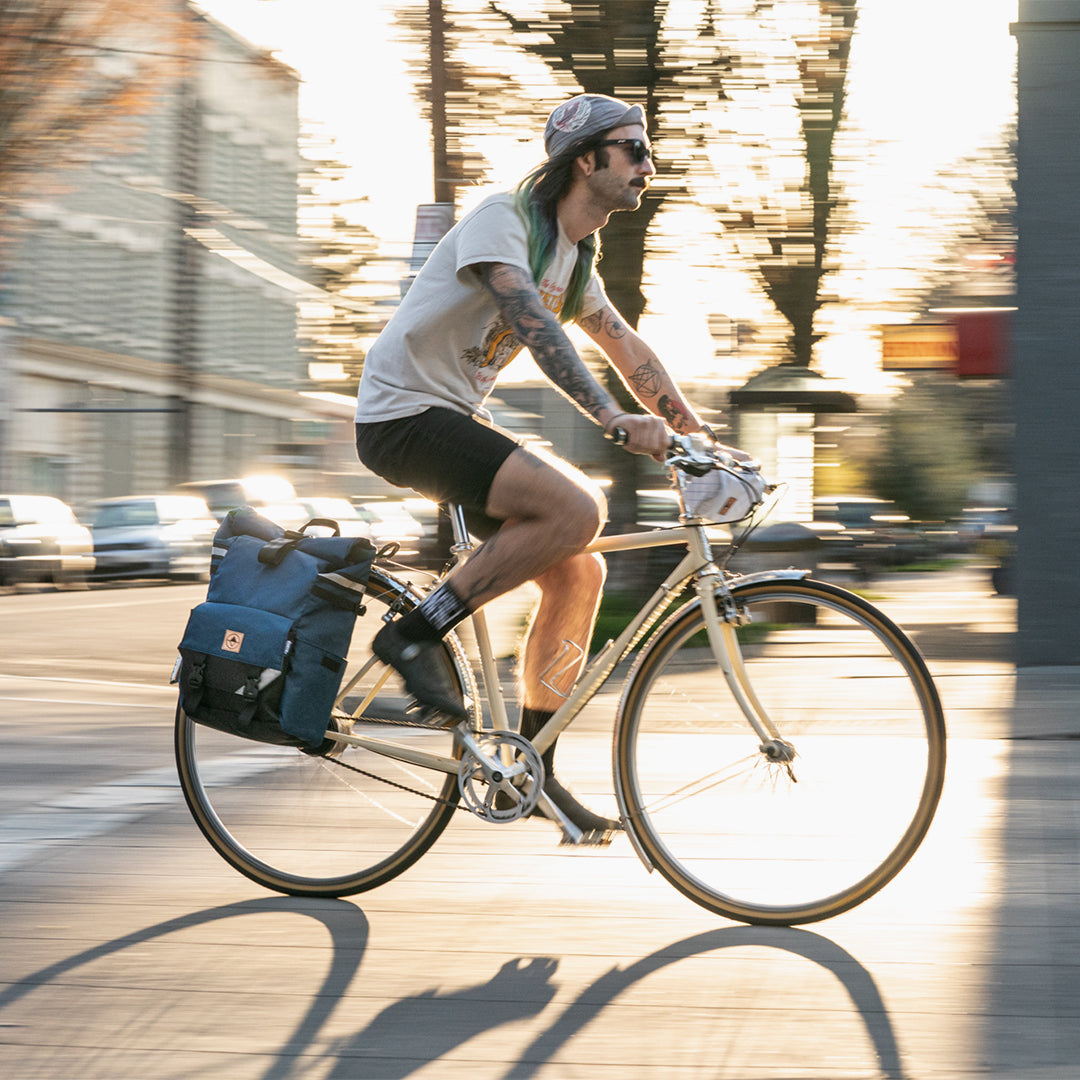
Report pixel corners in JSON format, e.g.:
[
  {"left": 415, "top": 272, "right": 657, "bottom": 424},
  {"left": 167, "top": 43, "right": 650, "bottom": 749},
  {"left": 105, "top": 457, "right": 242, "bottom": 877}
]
[
  {"left": 580, "top": 309, "right": 626, "bottom": 339},
  {"left": 657, "top": 394, "right": 693, "bottom": 433},
  {"left": 629, "top": 358, "right": 694, "bottom": 433},
  {"left": 629, "top": 357, "right": 663, "bottom": 397},
  {"left": 481, "top": 264, "right": 617, "bottom": 422}
]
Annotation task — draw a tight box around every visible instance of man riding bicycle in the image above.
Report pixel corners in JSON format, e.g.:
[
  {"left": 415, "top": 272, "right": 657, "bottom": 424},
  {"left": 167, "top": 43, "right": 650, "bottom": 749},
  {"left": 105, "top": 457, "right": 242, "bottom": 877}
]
[{"left": 354, "top": 93, "right": 746, "bottom": 837}]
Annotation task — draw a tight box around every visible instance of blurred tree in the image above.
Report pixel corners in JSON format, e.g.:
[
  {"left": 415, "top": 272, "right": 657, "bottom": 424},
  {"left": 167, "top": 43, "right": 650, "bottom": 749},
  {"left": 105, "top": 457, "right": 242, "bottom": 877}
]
[
  {"left": 484, "top": 0, "right": 735, "bottom": 330},
  {"left": 0, "top": 0, "right": 191, "bottom": 239},
  {"left": 706, "top": 0, "right": 858, "bottom": 368},
  {"left": 913, "top": 124, "right": 1016, "bottom": 313},
  {"left": 394, "top": 0, "right": 527, "bottom": 207},
  {"left": 867, "top": 377, "right": 1006, "bottom": 522},
  {"left": 298, "top": 128, "right": 383, "bottom": 394}
]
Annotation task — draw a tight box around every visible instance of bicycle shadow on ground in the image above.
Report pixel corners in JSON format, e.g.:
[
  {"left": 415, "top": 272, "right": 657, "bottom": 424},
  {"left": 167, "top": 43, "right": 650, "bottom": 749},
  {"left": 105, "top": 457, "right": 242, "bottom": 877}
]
[
  {"left": 323, "top": 956, "right": 560, "bottom": 1079},
  {"left": 0, "top": 896, "right": 366, "bottom": 1080},
  {"left": 501, "top": 925, "right": 907, "bottom": 1080}
]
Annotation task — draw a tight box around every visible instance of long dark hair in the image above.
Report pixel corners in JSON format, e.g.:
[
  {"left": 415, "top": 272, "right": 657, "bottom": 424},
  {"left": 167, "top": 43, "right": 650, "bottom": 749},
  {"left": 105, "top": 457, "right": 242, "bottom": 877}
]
[{"left": 514, "top": 143, "right": 601, "bottom": 323}]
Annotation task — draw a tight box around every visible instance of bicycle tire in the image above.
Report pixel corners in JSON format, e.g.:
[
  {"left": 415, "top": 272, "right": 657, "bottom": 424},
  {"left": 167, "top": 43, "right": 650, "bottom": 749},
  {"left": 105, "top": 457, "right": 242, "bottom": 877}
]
[
  {"left": 614, "top": 577, "right": 946, "bottom": 926},
  {"left": 175, "top": 566, "right": 471, "bottom": 897}
]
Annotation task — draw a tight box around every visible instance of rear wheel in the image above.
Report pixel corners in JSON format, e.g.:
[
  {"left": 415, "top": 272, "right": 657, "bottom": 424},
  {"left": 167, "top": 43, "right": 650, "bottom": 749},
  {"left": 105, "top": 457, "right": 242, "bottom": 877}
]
[
  {"left": 175, "top": 567, "right": 471, "bottom": 897},
  {"left": 615, "top": 578, "right": 946, "bottom": 926}
]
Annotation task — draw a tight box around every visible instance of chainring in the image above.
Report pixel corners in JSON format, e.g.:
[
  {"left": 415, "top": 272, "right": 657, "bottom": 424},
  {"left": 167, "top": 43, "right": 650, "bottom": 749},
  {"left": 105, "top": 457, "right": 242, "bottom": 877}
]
[{"left": 458, "top": 731, "right": 545, "bottom": 823}]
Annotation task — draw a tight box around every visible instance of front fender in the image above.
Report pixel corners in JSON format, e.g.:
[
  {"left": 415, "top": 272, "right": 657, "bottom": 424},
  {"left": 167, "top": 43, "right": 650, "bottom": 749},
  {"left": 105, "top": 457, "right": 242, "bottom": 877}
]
[{"left": 724, "top": 567, "right": 811, "bottom": 588}]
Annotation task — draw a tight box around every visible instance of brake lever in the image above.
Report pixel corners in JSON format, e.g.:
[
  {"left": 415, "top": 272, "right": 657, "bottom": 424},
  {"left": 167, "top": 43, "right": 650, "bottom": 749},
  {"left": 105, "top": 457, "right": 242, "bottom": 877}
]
[{"left": 607, "top": 427, "right": 717, "bottom": 475}]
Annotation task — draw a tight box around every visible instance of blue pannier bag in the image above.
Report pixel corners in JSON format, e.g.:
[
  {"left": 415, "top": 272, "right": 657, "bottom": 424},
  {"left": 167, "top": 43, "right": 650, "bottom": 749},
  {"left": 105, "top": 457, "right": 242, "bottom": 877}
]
[{"left": 175, "top": 507, "right": 377, "bottom": 750}]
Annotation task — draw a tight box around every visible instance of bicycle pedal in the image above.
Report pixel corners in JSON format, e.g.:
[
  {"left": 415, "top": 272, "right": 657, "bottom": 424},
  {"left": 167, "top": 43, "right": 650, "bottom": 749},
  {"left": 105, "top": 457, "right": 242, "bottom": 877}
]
[{"left": 557, "top": 826, "right": 617, "bottom": 848}]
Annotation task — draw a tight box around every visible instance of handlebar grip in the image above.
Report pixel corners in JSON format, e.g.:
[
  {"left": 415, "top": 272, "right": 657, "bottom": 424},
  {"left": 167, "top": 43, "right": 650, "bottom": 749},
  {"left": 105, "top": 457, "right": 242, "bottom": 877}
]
[{"left": 605, "top": 426, "right": 629, "bottom": 446}]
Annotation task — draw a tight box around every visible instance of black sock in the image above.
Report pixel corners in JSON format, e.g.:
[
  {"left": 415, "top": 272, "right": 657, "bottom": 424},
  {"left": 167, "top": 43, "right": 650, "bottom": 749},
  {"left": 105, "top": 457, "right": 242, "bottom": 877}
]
[
  {"left": 395, "top": 581, "right": 469, "bottom": 643},
  {"left": 520, "top": 706, "right": 556, "bottom": 773}
]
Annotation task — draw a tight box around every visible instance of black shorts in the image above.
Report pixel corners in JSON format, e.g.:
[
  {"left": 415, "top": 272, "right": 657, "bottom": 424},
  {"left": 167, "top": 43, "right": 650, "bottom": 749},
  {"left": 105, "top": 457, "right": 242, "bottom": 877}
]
[{"left": 355, "top": 408, "right": 521, "bottom": 538}]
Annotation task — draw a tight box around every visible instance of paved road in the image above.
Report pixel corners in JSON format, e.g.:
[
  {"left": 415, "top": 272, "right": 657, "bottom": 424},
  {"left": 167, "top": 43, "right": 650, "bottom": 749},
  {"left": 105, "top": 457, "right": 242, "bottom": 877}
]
[{"left": 1, "top": 567, "right": 1078, "bottom": 1079}]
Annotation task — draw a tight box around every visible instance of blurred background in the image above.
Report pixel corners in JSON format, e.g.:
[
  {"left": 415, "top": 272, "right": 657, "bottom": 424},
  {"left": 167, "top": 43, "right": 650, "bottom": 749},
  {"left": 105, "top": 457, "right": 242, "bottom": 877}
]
[{"left": 0, "top": 1, "right": 1021, "bottom": 596}]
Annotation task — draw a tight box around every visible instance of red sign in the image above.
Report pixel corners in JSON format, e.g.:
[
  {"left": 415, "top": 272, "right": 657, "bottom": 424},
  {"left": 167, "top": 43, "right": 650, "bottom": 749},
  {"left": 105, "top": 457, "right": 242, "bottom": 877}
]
[{"left": 955, "top": 310, "right": 1011, "bottom": 378}]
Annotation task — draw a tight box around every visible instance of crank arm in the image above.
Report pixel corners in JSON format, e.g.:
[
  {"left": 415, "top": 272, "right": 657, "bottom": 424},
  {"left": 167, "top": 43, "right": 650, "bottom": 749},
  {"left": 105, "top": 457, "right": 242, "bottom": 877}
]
[{"left": 533, "top": 789, "right": 584, "bottom": 845}]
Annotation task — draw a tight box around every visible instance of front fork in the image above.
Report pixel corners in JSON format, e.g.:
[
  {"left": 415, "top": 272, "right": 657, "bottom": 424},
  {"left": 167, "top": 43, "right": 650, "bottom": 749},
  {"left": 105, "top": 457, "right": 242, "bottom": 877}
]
[{"left": 694, "top": 569, "right": 797, "bottom": 770}]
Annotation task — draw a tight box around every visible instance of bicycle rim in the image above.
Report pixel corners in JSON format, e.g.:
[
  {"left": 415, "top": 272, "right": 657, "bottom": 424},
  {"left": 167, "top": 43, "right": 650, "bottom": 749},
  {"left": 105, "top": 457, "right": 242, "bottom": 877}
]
[
  {"left": 615, "top": 578, "right": 946, "bottom": 925},
  {"left": 175, "top": 568, "right": 465, "bottom": 897}
]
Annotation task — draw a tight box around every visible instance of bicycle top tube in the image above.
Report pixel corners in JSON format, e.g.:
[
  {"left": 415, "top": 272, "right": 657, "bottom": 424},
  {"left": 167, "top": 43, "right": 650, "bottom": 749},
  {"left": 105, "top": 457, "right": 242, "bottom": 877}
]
[{"left": 435, "top": 434, "right": 771, "bottom": 573}]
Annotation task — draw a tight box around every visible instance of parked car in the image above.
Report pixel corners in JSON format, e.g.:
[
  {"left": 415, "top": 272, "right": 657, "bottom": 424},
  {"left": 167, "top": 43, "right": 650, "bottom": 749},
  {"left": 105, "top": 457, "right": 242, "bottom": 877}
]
[
  {"left": 88, "top": 495, "right": 217, "bottom": 581},
  {"left": 812, "top": 495, "right": 932, "bottom": 575},
  {"left": 354, "top": 500, "right": 427, "bottom": 560},
  {"left": 0, "top": 494, "right": 95, "bottom": 588},
  {"left": 174, "top": 475, "right": 297, "bottom": 522},
  {"left": 294, "top": 497, "right": 372, "bottom": 538},
  {"left": 253, "top": 501, "right": 316, "bottom": 531}
]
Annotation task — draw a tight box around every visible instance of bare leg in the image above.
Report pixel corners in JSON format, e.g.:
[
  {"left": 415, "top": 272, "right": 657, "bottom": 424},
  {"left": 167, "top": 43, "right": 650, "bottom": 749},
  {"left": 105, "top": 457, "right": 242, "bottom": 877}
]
[
  {"left": 519, "top": 552, "right": 606, "bottom": 712},
  {"left": 447, "top": 445, "right": 606, "bottom": 613},
  {"left": 372, "top": 445, "right": 604, "bottom": 723},
  {"left": 462, "top": 451, "right": 616, "bottom": 836},
  {"left": 518, "top": 553, "right": 619, "bottom": 837}
]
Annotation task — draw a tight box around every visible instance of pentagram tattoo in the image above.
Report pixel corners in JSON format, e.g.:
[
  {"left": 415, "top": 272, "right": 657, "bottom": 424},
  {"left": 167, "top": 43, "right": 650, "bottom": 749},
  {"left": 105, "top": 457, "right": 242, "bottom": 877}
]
[{"left": 629, "top": 357, "right": 663, "bottom": 397}]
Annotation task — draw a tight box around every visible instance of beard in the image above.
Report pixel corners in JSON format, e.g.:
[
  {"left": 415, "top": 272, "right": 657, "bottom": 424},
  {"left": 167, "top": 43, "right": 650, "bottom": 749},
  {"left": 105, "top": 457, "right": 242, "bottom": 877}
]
[{"left": 588, "top": 166, "right": 648, "bottom": 214}]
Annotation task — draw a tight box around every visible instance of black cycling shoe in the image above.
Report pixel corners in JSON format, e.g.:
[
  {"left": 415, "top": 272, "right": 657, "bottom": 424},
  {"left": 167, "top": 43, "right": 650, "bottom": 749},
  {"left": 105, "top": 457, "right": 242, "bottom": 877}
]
[{"left": 372, "top": 621, "right": 468, "bottom": 722}]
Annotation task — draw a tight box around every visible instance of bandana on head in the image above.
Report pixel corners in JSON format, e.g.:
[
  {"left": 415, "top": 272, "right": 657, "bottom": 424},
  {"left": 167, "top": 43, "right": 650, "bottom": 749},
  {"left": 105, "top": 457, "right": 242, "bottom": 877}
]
[{"left": 543, "top": 94, "right": 645, "bottom": 159}]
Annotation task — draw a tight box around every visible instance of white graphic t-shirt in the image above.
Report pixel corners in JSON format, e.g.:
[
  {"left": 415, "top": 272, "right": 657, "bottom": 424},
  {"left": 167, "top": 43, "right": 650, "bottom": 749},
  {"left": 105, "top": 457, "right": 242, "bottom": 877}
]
[{"left": 354, "top": 192, "right": 608, "bottom": 424}]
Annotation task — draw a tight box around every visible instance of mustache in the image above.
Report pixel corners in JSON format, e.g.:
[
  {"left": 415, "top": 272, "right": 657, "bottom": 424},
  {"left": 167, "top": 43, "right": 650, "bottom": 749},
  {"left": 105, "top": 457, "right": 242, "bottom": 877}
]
[{"left": 630, "top": 178, "right": 648, "bottom": 188}]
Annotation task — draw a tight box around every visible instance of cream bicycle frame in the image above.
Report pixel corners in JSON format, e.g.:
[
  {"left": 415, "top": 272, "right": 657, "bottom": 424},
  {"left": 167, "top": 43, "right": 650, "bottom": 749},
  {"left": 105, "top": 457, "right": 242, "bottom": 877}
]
[{"left": 329, "top": 501, "right": 805, "bottom": 789}]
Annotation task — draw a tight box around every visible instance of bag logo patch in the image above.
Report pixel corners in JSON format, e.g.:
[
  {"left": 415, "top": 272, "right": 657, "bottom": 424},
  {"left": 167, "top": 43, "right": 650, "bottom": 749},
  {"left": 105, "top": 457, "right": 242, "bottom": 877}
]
[{"left": 222, "top": 630, "right": 244, "bottom": 653}]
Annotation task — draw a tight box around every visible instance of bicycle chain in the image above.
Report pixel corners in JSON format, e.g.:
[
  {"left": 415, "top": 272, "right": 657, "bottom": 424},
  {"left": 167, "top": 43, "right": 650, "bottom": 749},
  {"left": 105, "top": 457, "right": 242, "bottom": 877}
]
[
  {"left": 318, "top": 721, "right": 541, "bottom": 817},
  {"left": 319, "top": 709, "right": 477, "bottom": 812},
  {"left": 319, "top": 750, "right": 469, "bottom": 811}
]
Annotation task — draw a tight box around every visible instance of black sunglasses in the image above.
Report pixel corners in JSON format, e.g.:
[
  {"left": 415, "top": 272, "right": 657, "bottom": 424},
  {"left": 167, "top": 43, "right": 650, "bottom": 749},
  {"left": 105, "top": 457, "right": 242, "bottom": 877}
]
[{"left": 595, "top": 138, "right": 652, "bottom": 164}]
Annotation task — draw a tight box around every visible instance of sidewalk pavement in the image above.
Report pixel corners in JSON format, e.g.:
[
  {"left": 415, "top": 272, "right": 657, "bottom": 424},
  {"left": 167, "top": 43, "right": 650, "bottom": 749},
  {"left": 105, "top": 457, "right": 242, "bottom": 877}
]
[{"left": 848, "top": 566, "right": 1080, "bottom": 1079}]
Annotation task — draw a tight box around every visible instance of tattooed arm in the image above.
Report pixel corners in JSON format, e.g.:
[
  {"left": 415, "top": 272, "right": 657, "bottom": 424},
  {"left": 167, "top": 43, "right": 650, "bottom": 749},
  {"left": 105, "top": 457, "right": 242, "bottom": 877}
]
[
  {"left": 477, "top": 262, "right": 622, "bottom": 428},
  {"left": 578, "top": 303, "right": 705, "bottom": 436}
]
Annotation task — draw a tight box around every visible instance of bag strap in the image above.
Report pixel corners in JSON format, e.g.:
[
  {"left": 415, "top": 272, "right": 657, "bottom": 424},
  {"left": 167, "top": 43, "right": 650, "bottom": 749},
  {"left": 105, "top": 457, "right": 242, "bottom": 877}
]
[
  {"left": 180, "top": 655, "right": 260, "bottom": 729},
  {"left": 257, "top": 527, "right": 375, "bottom": 569},
  {"left": 312, "top": 559, "right": 375, "bottom": 614},
  {"left": 257, "top": 534, "right": 303, "bottom": 567},
  {"left": 302, "top": 517, "right": 341, "bottom": 536}
]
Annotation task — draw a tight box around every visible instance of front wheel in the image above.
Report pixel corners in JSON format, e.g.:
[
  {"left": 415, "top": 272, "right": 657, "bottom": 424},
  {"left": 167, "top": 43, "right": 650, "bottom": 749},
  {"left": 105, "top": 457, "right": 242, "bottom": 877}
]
[
  {"left": 175, "top": 566, "right": 470, "bottom": 897},
  {"left": 614, "top": 578, "right": 946, "bottom": 926}
]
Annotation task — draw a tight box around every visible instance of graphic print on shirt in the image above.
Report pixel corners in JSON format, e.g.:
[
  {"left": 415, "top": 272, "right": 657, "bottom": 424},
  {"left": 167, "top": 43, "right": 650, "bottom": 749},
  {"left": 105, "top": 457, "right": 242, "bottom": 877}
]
[{"left": 462, "top": 276, "right": 567, "bottom": 393}]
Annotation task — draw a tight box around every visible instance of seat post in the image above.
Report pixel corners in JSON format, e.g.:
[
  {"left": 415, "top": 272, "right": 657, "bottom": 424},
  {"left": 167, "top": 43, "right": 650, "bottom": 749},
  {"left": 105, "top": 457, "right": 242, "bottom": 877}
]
[{"left": 447, "top": 502, "right": 474, "bottom": 553}]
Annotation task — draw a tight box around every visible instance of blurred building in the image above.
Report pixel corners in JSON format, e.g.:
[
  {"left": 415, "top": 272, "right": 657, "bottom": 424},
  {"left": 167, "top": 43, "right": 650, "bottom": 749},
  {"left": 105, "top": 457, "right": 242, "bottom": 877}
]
[{"left": 0, "top": 6, "right": 355, "bottom": 507}]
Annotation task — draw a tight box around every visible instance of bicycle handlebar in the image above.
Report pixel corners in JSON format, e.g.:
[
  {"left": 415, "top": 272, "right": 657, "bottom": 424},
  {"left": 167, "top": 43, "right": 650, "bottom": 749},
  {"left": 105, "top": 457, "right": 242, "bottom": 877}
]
[{"left": 605, "top": 426, "right": 761, "bottom": 477}]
